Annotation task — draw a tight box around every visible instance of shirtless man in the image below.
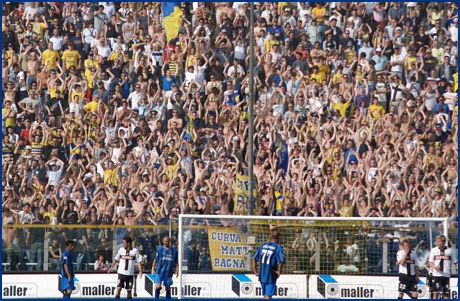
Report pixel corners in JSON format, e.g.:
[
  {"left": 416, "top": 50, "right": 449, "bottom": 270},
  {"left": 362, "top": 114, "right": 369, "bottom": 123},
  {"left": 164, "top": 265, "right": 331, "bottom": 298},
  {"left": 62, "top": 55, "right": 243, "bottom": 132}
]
[
  {"left": 129, "top": 193, "right": 148, "bottom": 215},
  {"left": 25, "top": 46, "right": 41, "bottom": 85},
  {"left": 121, "top": 207, "right": 144, "bottom": 226},
  {"left": 192, "top": 182, "right": 207, "bottom": 214},
  {"left": 126, "top": 163, "right": 142, "bottom": 190},
  {"left": 219, "top": 192, "right": 231, "bottom": 227},
  {"left": 3, "top": 82, "right": 18, "bottom": 103},
  {"left": 306, "top": 187, "right": 319, "bottom": 214},
  {"left": 194, "top": 160, "right": 209, "bottom": 184},
  {"left": 136, "top": 75, "right": 148, "bottom": 95},
  {"left": 2, "top": 59, "right": 10, "bottom": 83},
  {"left": 220, "top": 3, "right": 237, "bottom": 23},
  {"left": 167, "top": 110, "right": 183, "bottom": 130},
  {"left": 2, "top": 206, "right": 18, "bottom": 267}
]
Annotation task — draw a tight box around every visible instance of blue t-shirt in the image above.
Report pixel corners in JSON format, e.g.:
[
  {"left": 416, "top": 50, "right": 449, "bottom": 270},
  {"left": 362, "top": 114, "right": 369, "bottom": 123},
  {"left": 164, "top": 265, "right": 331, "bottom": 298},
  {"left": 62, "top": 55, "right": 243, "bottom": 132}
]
[
  {"left": 253, "top": 242, "right": 285, "bottom": 284},
  {"left": 163, "top": 76, "right": 175, "bottom": 91},
  {"left": 61, "top": 249, "right": 74, "bottom": 279},
  {"left": 155, "top": 246, "right": 178, "bottom": 277}
]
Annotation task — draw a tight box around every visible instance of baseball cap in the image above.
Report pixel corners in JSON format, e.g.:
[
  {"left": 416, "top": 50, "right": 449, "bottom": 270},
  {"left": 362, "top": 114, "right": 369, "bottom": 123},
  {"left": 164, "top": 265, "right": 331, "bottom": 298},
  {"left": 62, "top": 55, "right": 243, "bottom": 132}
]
[
  {"left": 97, "top": 80, "right": 103, "bottom": 85},
  {"left": 376, "top": 47, "right": 382, "bottom": 52},
  {"left": 26, "top": 145, "right": 32, "bottom": 150},
  {"left": 455, "top": 18, "right": 459, "bottom": 22}
]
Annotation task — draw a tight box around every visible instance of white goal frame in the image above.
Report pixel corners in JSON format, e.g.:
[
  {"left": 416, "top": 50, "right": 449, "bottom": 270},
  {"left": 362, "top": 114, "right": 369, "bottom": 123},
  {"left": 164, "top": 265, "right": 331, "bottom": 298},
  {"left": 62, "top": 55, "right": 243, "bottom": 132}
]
[{"left": 177, "top": 215, "right": 449, "bottom": 299}]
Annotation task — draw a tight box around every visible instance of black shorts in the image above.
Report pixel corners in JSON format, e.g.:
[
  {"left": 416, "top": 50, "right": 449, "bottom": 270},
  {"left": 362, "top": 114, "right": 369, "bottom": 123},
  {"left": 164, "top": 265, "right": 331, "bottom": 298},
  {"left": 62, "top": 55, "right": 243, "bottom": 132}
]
[
  {"left": 117, "top": 274, "right": 134, "bottom": 290},
  {"left": 398, "top": 274, "right": 417, "bottom": 293},
  {"left": 427, "top": 273, "right": 433, "bottom": 290},
  {"left": 432, "top": 276, "right": 450, "bottom": 294}
]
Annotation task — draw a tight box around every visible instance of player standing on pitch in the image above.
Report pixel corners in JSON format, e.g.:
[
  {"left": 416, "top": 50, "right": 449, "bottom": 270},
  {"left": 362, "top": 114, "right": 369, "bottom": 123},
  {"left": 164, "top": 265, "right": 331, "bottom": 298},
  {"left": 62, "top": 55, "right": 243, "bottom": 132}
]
[
  {"left": 151, "top": 236, "right": 178, "bottom": 299},
  {"left": 428, "top": 234, "right": 458, "bottom": 299},
  {"left": 61, "top": 240, "right": 76, "bottom": 299},
  {"left": 108, "top": 237, "right": 143, "bottom": 299},
  {"left": 252, "top": 230, "right": 285, "bottom": 299},
  {"left": 397, "top": 239, "right": 420, "bottom": 299}
]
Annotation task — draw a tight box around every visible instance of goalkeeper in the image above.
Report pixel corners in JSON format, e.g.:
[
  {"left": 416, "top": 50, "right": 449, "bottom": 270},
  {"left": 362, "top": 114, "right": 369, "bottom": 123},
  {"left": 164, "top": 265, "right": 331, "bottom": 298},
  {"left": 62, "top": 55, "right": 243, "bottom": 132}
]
[{"left": 151, "top": 236, "right": 178, "bottom": 299}]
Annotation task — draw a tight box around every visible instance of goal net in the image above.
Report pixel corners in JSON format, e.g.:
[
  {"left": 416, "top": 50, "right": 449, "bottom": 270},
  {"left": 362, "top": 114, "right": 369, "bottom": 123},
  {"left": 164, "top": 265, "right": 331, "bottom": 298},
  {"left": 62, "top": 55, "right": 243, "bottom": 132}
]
[{"left": 175, "top": 215, "right": 453, "bottom": 299}]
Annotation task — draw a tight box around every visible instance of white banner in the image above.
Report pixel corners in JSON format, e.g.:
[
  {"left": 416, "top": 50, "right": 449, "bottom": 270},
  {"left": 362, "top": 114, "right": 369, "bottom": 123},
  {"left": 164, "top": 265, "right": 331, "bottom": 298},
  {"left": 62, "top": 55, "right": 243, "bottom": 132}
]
[
  {"left": 2, "top": 273, "right": 305, "bottom": 299},
  {"left": 309, "top": 275, "right": 459, "bottom": 299},
  {"left": 1, "top": 273, "right": 458, "bottom": 299}
]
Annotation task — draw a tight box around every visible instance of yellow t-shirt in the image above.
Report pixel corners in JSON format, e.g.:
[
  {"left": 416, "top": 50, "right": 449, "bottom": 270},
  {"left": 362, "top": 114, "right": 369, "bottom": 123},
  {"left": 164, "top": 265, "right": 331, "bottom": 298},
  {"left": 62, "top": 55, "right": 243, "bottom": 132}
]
[
  {"left": 71, "top": 92, "right": 84, "bottom": 104},
  {"left": 84, "top": 59, "right": 99, "bottom": 74},
  {"left": 104, "top": 168, "right": 118, "bottom": 185},
  {"left": 263, "top": 39, "right": 279, "bottom": 53},
  {"left": 406, "top": 56, "right": 417, "bottom": 70},
  {"left": 187, "top": 54, "right": 197, "bottom": 67},
  {"left": 453, "top": 73, "right": 458, "bottom": 92},
  {"left": 86, "top": 73, "right": 96, "bottom": 89},
  {"left": 2, "top": 108, "right": 14, "bottom": 127},
  {"left": 48, "top": 88, "right": 64, "bottom": 99},
  {"left": 312, "top": 7, "right": 326, "bottom": 22},
  {"left": 62, "top": 50, "right": 81, "bottom": 69},
  {"left": 32, "top": 22, "right": 46, "bottom": 39},
  {"left": 108, "top": 53, "right": 128, "bottom": 64},
  {"left": 340, "top": 205, "right": 353, "bottom": 217},
  {"left": 317, "top": 64, "right": 330, "bottom": 83},
  {"left": 369, "top": 104, "right": 385, "bottom": 120},
  {"left": 42, "top": 49, "right": 60, "bottom": 69},
  {"left": 332, "top": 102, "right": 350, "bottom": 117},
  {"left": 309, "top": 73, "right": 322, "bottom": 83},
  {"left": 333, "top": 73, "right": 343, "bottom": 83},
  {"left": 84, "top": 101, "right": 99, "bottom": 113}
]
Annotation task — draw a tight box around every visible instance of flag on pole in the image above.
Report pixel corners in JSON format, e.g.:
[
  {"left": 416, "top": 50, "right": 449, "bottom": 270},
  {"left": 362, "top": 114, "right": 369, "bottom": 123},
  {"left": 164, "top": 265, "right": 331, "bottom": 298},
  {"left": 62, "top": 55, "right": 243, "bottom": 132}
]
[
  {"left": 233, "top": 173, "right": 258, "bottom": 215},
  {"left": 226, "top": 83, "right": 241, "bottom": 106},
  {"left": 162, "top": 3, "right": 182, "bottom": 43},
  {"left": 276, "top": 134, "right": 289, "bottom": 177},
  {"left": 183, "top": 114, "right": 194, "bottom": 140}
]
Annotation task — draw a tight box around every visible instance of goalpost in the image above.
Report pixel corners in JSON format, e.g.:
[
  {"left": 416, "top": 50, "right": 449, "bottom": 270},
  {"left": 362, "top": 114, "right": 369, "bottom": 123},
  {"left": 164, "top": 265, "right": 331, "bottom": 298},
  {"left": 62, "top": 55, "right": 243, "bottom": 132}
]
[{"left": 176, "top": 215, "right": 452, "bottom": 299}]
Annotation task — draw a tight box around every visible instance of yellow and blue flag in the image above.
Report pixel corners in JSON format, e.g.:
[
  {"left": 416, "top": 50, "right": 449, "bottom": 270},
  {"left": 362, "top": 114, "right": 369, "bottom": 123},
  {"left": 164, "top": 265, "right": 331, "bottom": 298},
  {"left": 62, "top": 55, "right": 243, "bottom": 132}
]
[
  {"left": 184, "top": 114, "right": 194, "bottom": 140},
  {"left": 162, "top": 3, "right": 182, "bottom": 43},
  {"left": 276, "top": 134, "right": 289, "bottom": 177}
]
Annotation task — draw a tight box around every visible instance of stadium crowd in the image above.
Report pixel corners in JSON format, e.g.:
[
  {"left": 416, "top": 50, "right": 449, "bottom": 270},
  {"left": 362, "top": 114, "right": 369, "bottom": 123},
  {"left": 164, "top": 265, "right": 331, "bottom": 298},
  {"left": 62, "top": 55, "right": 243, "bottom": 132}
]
[{"left": 1, "top": 2, "right": 458, "bottom": 272}]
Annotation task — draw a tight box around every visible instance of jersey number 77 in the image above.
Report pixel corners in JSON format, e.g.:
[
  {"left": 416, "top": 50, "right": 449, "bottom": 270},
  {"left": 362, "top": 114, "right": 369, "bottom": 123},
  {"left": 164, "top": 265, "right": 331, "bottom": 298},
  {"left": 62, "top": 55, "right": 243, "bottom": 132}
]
[{"left": 261, "top": 248, "right": 274, "bottom": 264}]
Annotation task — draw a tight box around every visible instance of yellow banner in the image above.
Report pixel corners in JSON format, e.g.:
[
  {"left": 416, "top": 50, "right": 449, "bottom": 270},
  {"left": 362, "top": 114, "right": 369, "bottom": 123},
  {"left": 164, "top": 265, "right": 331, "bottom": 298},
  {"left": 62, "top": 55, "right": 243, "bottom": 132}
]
[
  {"left": 233, "top": 173, "right": 258, "bottom": 215},
  {"left": 208, "top": 226, "right": 248, "bottom": 271}
]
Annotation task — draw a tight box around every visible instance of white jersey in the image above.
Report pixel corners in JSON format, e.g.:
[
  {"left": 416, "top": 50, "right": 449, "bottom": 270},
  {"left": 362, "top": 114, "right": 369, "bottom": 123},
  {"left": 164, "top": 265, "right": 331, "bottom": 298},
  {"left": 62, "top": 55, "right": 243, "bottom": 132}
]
[
  {"left": 429, "top": 246, "right": 458, "bottom": 278},
  {"left": 115, "top": 247, "right": 142, "bottom": 276},
  {"left": 397, "top": 249, "right": 420, "bottom": 276}
]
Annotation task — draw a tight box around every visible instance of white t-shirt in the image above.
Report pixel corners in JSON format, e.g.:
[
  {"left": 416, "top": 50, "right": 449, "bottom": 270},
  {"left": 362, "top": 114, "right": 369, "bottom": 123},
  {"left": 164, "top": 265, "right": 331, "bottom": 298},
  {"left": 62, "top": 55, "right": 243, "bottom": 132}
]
[
  {"left": 50, "top": 36, "right": 64, "bottom": 51},
  {"left": 449, "top": 26, "right": 458, "bottom": 42},
  {"left": 444, "top": 92, "right": 457, "bottom": 110},
  {"left": 428, "top": 246, "right": 458, "bottom": 277},
  {"left": 128, "top": 91, "right": 143, "bottom": 109},
  {"left": 97, "top": 45, "right": 111, "bottom": 58},
  {"left": 115, "top": 246, "right": 142, "bottom": 276},
  {"left": 397, "top": 249, "right": 420, "bottom": 276},
  {"left": 390, "top": 53, "right": 404, "bottom": 72},
  {"left": 347, "top": 243, "right": 361, "bottom": 263}
]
